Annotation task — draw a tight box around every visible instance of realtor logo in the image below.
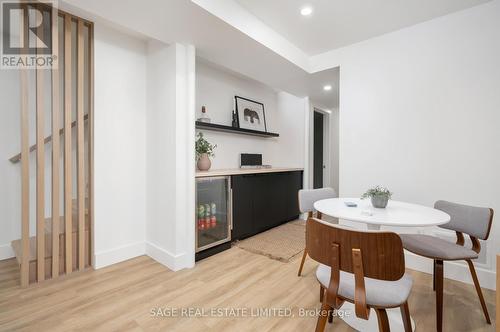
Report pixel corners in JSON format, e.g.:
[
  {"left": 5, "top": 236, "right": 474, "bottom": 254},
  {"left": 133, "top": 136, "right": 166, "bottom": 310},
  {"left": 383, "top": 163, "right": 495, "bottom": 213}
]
[{"left": 1, "top": 0, "right": 57, "bottom": 69}]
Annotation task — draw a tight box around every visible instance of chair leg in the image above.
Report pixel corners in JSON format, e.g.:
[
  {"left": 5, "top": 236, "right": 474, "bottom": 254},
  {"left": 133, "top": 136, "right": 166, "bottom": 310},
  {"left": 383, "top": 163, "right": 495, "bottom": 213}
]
[
  {"left": 375, "top": 308, "right": 390, "bottom": 332},
  {"left": 298, "top": 248, "right": 307, "bottom": 276},
  {"left": 433, "top": 260, "right": 436, "bottom": 291},
  {"left": 319, "top": 285, "right": 325, "bottom": 303},
  {"left": 466, "top": 259, "right": 491, "bottom": 324},
  {"left": 315, "top": 301, "right": 331, "bottom": 332},
  {"left": 400, "top": 301, "right": 412, "bottom": 332},
  {"left": 435, "top": 260, "right": 444, "bottom": 332}
]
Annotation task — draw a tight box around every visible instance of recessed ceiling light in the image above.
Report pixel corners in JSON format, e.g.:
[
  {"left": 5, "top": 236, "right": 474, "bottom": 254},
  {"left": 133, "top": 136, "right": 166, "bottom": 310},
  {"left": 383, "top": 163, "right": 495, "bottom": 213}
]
[
  {"left": 300, "top": 6, "right": 313, "bottom": 16},
  {"left": 323, "top": 85, "right": 332, "bottom": 91}
]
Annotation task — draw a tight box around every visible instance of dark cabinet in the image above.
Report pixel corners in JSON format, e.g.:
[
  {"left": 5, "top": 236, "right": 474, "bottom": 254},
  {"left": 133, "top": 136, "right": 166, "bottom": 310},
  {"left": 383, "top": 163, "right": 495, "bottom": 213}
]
[
  {"left": 231, "top": 171, "right": 302, "bottom": 240},
  {"left": 231, "top": 175, "right": 255, "bottom": 239}
]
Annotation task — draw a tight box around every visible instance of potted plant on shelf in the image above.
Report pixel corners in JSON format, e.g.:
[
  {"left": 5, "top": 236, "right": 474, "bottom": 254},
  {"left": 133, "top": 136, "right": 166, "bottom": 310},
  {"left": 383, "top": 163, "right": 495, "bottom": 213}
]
[
  {"left": 361, "top": 186, "right": 393, "bottom": 208},
  {"left": 195, "top": 132, "right": 216, "bottom": 171}
]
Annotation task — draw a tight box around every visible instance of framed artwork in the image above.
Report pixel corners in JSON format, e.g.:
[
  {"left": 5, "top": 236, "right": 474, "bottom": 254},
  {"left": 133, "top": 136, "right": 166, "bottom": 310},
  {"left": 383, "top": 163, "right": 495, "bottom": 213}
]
[{"left": 235, "top": 96, "right": 267, "bottom": 132}]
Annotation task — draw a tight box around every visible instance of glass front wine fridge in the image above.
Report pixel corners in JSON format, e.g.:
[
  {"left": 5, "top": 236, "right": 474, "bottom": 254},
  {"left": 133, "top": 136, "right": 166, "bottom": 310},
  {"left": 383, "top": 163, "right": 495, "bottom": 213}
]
[{"left": 195, "top": 176, "right": 232, "bottom": 252}]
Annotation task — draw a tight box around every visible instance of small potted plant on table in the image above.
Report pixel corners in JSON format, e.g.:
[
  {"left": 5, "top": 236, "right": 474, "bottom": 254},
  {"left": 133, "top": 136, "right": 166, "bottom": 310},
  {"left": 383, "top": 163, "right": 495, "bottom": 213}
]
[
  {"left": 361, "top": 186, "right": 392, "bottom": 208},
  {"left": 195, "top": 132, "right": 216, "bottom": 171}
]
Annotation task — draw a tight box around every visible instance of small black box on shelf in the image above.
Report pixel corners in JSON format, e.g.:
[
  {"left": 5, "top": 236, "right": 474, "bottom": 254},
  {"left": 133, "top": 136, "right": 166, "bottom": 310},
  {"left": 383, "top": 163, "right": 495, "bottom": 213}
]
[{"left": 240, "top": 153, "right": 262, "bottom": 167}]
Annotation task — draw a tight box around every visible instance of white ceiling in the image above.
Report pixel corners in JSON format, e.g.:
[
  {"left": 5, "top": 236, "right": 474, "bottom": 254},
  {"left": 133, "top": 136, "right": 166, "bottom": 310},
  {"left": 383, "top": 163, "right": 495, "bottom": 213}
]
[
  {"left": 281, "top": 67, "right": 339, "bottom": 110},
  {"left": 60, "top": 0, "right": 490, "bottom": 109},
  {"left": 61, "top": 0, "right": 339, "bottom": 108},
  {"left": 236, "top": 0, "right": 491, "bottom": 56}
]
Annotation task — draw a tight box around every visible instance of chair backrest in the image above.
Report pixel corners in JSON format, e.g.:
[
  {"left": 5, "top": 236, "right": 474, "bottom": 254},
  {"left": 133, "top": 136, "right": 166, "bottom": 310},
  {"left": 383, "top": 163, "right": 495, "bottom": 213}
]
[
  {"left": 306, "top": 217, "right": 405, "bottom": 281},
  {"left": 436, "top": 200, "right": 494, "bottom": 240},
  {"left": 298, "top": 187, "right": 337, "bottom": 214}
]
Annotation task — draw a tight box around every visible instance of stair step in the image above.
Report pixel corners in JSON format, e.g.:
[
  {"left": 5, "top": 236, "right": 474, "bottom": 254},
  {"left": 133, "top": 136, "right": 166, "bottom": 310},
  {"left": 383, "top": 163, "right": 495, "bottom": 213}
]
[
  {"left": 37, "top": 197, "right": 89, "bottom": 235},
  {"left": 12, "top": 236, "right": 49, "bottom": 264},
  {"left": 71, "top": 198, "right": 89, "bottom": 212},
  {"left": 11, "top": 229, "right": 91, "bottom": 282},
  {"left": 10, "top": 198, "right": 91, "bottom": 282},
  {"left": 11, "top": 210, "right": 90, "bottom": 264},
  {"left": 44, "top": 213, "right": 90, "bottom": 236}
]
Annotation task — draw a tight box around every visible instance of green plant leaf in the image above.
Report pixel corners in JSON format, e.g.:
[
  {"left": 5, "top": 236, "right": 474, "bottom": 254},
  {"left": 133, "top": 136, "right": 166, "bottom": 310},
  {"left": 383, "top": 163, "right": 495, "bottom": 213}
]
[
  {"left": 361, "top": 185, "right": 393, "bottom": 199},
  {"left": 195, "top": 132, "right": 217, "bottom": 158}
]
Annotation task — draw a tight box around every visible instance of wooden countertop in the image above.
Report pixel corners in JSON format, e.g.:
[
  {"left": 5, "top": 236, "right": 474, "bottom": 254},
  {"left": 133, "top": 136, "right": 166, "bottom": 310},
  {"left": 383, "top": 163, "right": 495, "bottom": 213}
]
[{"left": 195, "top": 167, "right": 303, "bottom": 178}]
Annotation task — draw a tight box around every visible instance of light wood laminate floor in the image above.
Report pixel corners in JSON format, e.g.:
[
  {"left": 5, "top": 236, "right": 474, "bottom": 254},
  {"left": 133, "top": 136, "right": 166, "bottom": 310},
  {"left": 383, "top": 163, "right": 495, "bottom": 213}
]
[{"left": 0, "top": 247, "right": 496, "bottom": 331}]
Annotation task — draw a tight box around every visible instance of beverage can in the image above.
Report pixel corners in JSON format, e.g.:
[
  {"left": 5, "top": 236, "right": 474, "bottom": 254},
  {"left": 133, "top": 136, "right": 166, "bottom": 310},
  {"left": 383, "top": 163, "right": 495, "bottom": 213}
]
[
  {"left": 198, "top": 205, "right": 205, "bottom": 218},
  {"left": 210, "top": 203, "right": 216, "bottom": 216},
  {"left": 205, "top": 204, "right": 211, "bottom": 217}
]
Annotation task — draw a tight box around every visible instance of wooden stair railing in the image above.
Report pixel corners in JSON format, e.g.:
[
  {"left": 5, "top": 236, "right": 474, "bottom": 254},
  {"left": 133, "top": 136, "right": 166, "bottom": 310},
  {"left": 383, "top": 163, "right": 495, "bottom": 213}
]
[{"left": 9, "top": 114, "right": 88, "bottom": 163}]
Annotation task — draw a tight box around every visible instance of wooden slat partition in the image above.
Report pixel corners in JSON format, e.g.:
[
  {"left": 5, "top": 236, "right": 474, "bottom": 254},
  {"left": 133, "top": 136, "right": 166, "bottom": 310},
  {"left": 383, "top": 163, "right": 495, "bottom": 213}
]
[
  {"left": 51, "top": 7, "right": 60, "bottom": 278},
  {"left": 77, "top": 20, "right": 85, "bottom": 270},
  {"left": 19, "top": 6, "right": 30, "bottom": 288},
  {"left": 88, "top": 23, "right": 95, "bottom": 268},
  {"left": 64, "top": 15, "right": 73, "bottom": 274},
  {"left": 36, "top": 14, "right": 45, "bottom": 282},
  {"left": 16, "top": 7, "right": 94, "bottom": 286}
]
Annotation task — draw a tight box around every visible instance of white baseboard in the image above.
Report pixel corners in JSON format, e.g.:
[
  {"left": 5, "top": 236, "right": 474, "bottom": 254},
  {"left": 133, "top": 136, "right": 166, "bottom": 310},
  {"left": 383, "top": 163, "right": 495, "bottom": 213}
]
[
  {"left": 405, "top": 252, "right": 496, "bottom": 291},
  {"left": 0, "top": 244, "right": 15, "bottom": 260},
  {"left": 94, "top": 242, "right": 145, "bottom": 269},
  {"left": 145, "top": 242, "right": 193, "bottom": 271}
]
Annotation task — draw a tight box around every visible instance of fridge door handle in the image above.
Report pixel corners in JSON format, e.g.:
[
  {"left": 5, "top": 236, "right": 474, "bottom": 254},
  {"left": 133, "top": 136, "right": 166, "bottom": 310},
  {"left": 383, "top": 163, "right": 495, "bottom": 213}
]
[{"left": 229, "top": 187, "right": 233, "bottom": 231}]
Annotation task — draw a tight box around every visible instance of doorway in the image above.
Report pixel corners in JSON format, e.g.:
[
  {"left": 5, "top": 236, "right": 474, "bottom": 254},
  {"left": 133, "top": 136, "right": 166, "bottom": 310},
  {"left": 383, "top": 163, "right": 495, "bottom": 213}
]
[{"left": 313, "top": 111, "right": 324, "bottom": 189}]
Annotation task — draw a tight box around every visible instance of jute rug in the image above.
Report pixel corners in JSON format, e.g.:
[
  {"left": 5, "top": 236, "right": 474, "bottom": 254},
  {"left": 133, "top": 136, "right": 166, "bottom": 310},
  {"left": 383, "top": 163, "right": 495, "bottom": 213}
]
[{"left": 235, "top": 220, "right": 306, "bottom": 263}]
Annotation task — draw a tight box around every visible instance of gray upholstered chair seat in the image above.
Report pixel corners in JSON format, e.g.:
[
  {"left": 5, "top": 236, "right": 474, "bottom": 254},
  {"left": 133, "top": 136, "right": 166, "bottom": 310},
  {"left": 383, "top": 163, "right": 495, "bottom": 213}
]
[
  {"left": 299, "top": 187, "right": 337, "bottom": 213},
  {"left": 400, "top": 234, "right": 478, "bottom": 260},
  {"left": 316, "top": 264, "right": 413, "bottom": 307}
]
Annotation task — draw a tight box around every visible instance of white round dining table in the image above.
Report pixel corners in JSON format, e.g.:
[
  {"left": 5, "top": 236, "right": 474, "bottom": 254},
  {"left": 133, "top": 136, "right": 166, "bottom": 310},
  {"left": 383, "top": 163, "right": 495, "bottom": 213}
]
[
  {"left": 312, "top": 197, "right": 450, "bottom": 332},
  {"left": 314, "top": 197, "right": 450, "bottom": 230}
]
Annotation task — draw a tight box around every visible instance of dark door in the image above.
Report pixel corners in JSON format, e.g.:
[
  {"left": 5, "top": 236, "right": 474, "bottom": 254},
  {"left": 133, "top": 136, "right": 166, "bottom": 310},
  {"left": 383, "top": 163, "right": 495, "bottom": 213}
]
[{"left": 313, "top": 111, "right": 324, "bottom": 189}]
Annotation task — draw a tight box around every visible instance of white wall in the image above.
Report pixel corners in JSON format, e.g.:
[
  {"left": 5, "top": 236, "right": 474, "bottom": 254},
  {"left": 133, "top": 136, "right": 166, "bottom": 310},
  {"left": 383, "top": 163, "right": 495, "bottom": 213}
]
[
  {"left": 0, "top": 23, "right": 149, "bottom": 267},
  {"left": 327, "top": 1, "right": 500, "bottom": 289},
  {"left": 145, "top": 41, "right": 177, "bottom": 268},
  {"left": 93, "top": 24, "right": 147, "bottom": 268},
  {"left": 0, "top": 70, "right": 20, "bottom": 259},
  {"left": 195, "top": 61, "right": 307, "bottom": 169},
  {"left": 146, "top": 41, "right": 196, "bottom": 271},
  {"left": 0, "top": 23, "right": 197, "bottom": 272}
]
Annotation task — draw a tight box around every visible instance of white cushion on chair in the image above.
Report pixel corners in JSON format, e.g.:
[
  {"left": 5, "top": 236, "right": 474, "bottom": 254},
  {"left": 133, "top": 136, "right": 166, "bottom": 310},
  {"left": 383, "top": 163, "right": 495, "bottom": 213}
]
[{"left": 316, "top": 264, "right": 413, "bottom": 308}]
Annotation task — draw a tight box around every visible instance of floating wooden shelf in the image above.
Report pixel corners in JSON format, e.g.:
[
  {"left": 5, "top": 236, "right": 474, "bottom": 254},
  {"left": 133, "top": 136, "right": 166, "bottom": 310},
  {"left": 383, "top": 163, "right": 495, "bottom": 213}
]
[{"left": 195, "top": 121, "right": 279, "bottom": 138}]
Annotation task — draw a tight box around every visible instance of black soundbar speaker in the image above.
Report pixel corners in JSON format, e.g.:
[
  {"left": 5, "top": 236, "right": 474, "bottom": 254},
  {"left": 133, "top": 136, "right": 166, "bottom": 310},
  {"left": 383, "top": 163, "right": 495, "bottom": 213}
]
[{"left": 240, "top": 153, "right": 262, "bottom": 167}]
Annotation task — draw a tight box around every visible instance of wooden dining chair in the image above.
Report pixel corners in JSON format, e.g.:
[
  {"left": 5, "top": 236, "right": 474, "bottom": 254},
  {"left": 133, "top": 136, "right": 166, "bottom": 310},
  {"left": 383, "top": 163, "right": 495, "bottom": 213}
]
[
  {"left": 306, "top": 217, "right": 413, "bottom": 332},
  {"left": 400, "top": 200, "right": 493, "bottom": 332},
  {"left": 297, "top": 188, "right": 337, "bottom": 276}
]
